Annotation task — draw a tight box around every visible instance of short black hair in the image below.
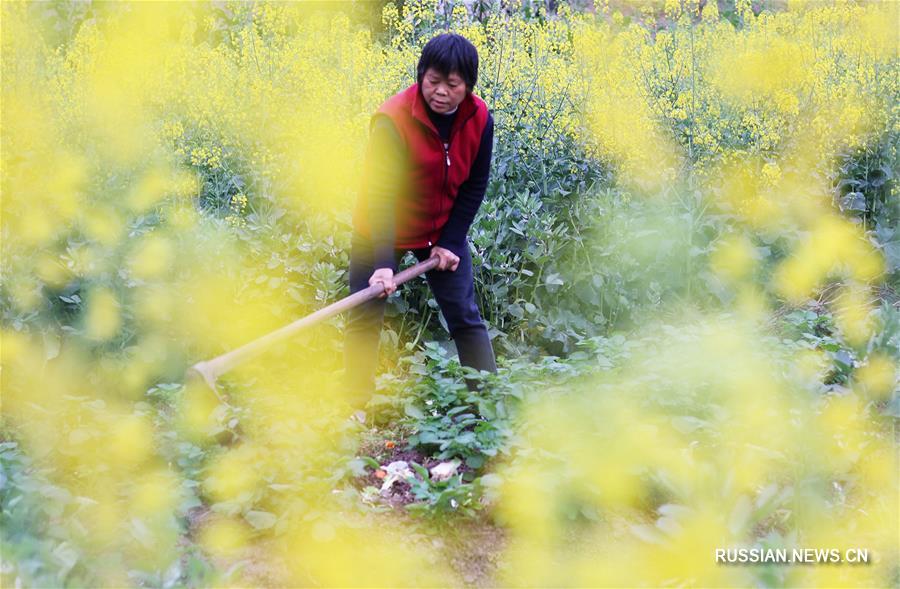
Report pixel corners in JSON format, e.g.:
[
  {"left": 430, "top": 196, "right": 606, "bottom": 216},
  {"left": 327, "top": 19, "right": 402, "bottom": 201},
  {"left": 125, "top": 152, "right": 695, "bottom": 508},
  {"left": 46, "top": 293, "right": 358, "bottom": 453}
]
[{"left": 416, "top": 33, "right": 479, "bottom": 90}]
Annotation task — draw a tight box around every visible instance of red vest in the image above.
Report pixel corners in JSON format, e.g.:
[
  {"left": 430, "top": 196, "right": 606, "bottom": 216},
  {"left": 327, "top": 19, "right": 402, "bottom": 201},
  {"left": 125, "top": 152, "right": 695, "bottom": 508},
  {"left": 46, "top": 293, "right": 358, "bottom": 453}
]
[{"left": 353, "top": 84, "right": 489, "bottom": 249}]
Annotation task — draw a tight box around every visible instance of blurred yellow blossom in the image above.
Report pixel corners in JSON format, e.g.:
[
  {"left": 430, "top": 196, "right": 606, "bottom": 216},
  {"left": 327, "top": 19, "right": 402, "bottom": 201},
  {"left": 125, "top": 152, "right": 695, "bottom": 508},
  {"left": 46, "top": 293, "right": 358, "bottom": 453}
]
[{"left": 83, "top": 287, "right": 122, "bottom": 341}]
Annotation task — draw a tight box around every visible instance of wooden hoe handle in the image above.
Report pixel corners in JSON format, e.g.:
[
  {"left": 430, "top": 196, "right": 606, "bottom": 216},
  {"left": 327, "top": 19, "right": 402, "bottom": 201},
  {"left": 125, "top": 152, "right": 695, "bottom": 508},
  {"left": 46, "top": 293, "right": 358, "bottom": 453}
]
[{"left": 188, "top": 255, "right": 441, "bottom": 393}]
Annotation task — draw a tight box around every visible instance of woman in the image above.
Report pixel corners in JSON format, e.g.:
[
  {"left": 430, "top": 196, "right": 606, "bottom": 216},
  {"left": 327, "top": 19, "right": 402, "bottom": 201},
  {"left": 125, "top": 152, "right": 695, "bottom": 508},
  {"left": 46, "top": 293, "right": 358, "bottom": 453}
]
[{"left": 344, "top": 33, "right": 497, "bottom": 416}]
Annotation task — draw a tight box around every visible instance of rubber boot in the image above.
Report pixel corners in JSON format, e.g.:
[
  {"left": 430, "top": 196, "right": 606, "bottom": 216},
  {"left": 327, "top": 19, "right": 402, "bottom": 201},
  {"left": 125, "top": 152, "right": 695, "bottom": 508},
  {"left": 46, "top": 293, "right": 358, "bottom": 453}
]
[{"left": 452, "top": 325, "right": 498, "bottom": 392}]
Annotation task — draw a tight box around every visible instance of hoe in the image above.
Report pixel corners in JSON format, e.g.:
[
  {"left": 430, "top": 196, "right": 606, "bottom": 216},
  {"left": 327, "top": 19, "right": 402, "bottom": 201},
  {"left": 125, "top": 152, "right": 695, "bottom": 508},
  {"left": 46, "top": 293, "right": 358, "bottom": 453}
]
[{"left": 187, "top": 255, "right": 440, "bottom": 399}]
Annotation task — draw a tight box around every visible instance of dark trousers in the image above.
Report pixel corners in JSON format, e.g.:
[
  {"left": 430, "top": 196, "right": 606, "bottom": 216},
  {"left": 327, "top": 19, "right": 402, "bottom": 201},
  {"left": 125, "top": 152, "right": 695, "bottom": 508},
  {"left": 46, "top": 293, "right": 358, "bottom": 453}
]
[{"left": 343, "top": 232, "right": 497, "bottom": 407}]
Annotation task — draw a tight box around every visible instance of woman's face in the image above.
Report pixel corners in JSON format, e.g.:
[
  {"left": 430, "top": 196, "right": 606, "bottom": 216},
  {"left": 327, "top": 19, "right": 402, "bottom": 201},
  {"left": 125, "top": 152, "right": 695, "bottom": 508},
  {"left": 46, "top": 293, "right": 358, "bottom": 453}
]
[{"left": 420, "top": 67, "right": 467, "bottom": 114}]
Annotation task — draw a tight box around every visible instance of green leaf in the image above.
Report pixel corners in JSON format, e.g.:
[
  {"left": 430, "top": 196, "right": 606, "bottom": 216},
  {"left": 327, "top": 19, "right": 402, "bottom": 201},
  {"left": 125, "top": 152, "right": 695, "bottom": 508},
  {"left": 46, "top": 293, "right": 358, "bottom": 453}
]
[
  {"left": 359, "top": 456, "right": 380, "bottom": 469},
  {"left": 418, "top": 431, "right": 439, "bottom": 445},
  {"left": 245, "top": 510, "right": 278, "bottom": 530},
  {"left": 465, "top": 454, "right": 485, "bottom": 469},
  {"left": 52, "top": 541, "right": 80, "bottom": 577},
  {"left": 404, "top": 404, "right": 425, "bottom": 420},
  {"left": 455, "top": 432, "right": 476, "bottom": 445},
  {"left": 346, "top": 459, "right": 369, "bottom": 476},
  {"left": 545, "top": 273, "right": 564, "bottom": 286},
  {"left": 410, "top": 462, "right": 430, "bottom": 480}
]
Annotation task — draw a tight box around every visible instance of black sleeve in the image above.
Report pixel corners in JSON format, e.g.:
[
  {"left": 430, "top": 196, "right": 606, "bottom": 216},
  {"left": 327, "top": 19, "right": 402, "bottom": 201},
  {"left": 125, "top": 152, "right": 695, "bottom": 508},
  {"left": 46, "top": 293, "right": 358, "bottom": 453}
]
[
  {"left": 364, "top": 115, "right": 406, "bottom": 270},
  {"left": 436, "top": 113, "right": 494, "bottom": 257}
]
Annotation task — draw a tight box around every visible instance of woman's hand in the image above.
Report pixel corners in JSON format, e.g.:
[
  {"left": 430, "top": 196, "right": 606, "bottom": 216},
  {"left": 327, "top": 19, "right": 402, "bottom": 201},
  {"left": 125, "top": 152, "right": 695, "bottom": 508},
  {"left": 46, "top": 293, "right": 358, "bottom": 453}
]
[
  {"left": 430, "top": 246, "right": 460, "bottom": 271},
  {"left": 369, "top": 268, "right": 396, "bottom": 298}
]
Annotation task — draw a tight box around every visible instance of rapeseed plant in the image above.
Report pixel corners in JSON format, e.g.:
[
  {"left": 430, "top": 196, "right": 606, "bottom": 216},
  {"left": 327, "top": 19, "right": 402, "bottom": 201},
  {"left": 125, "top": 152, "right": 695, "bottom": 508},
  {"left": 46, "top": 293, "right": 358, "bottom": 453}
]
[{"left": 1, "top": 0, "right": 896, "bottom": 586}]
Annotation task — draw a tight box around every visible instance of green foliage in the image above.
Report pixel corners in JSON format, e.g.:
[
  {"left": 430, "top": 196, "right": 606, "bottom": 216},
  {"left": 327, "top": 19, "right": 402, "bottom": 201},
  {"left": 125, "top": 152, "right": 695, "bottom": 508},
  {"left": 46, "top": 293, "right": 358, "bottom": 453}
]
[
  {"left": 1, "top": 440, "right": 90, "bottom": 588},
  {"left": 401, "top": 342, "right": 520, "bottom": 469},
  {"left": 782, "top": 297, "right": 900, "bottom": 377},
  {"left": 833, "top": 135, "right": 900, "bottom": 280},
  {"left": 404, "top": 462, "right": 483, "bottom": 517}
]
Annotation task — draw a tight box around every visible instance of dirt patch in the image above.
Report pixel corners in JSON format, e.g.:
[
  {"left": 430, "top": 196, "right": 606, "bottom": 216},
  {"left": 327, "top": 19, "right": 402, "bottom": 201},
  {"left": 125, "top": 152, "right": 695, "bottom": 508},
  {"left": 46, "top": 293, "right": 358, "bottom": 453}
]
[
  {"left": 440, "top": 517, "right": 508, "bottom": 587},
  {"left": 224, "top": 540, "right": 290, "bottom": 588},
  {"left": 180, "top": 427, "right": 508, "bottom": 588},
  {"left": 354, "top": 431, "right": 482, "bottom": 510},
  {"left": 352, "top": 430, "right": 508, "bottom": 586},
  {"left": 184, "top": 505, "right": 291, "bottom": 587}
]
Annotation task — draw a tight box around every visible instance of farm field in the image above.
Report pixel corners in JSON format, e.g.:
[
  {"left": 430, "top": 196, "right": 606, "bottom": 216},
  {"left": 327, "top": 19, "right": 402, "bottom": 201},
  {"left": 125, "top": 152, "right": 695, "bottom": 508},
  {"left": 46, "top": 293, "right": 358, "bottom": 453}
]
[{"left": 1, "top": 1, "right": 898, "bottom": 587}]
